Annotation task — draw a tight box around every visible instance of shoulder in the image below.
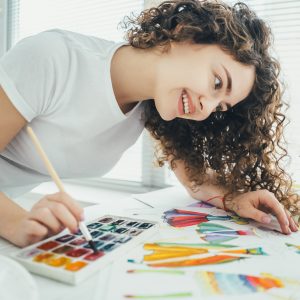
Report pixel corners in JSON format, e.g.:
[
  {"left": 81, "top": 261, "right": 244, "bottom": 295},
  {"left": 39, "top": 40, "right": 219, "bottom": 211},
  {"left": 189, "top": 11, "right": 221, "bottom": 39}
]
[
  {"left": 0, "top": 30, "right": 68, "bottom": 72},
  {"left": 20, "top": 29, "right": 70, "bottom": 59}
]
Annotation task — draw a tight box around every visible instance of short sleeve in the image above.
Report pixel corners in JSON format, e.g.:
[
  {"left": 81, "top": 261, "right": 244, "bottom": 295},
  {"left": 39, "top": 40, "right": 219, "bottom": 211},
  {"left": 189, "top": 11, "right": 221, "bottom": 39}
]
[{"left": 0, "top": 31, "right": 69, "bottom": 122}]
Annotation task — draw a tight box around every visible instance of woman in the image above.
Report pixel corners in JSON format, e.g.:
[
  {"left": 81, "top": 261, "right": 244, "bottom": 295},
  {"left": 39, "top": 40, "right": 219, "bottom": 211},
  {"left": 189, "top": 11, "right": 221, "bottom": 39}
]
[{"left": 0, "top": 0, "right": 298, "bottom": 248}]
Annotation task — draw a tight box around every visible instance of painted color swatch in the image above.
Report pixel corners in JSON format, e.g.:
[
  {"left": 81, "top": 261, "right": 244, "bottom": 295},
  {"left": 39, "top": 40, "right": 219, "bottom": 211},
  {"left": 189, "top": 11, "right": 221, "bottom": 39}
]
[
  {"left": 142, "top": 243, "right": 266, "bottom": 268},
  {"left": 195, "top": 271, "right": 284, "bottom": 295},
  {"left": 163, "top": 209, "right": 248, "bottom": 228},
  {"left": 196, "top": 223, "right": 255, "bottom": 243},
  {"left": 124, "top": 292, "right": 193, "bottom": 298},
  {"left": 286, "top": 243, "right": 300, "bottom": 254},
  {"left": 148, "top": 255, "right": 242, "bottom": 268}
]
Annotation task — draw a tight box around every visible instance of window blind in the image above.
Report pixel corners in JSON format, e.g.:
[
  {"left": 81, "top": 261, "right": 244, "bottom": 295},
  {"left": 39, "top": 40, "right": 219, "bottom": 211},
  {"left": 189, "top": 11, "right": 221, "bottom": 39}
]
[{"left": 5, "top": 0, "right": 170, "bottom": 188}]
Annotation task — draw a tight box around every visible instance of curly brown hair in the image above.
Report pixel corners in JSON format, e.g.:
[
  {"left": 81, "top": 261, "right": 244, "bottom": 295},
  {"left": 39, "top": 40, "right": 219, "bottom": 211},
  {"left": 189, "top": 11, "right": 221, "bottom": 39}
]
[{"left": 122, "top": 0, "right": 300, "bottom": 216}]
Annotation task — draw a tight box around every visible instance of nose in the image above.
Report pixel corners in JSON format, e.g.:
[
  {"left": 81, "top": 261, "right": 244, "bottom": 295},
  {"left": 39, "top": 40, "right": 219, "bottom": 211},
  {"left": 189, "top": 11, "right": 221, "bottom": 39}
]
[{"left": 198, "top": 97, "right": 219, "bottom": 119}]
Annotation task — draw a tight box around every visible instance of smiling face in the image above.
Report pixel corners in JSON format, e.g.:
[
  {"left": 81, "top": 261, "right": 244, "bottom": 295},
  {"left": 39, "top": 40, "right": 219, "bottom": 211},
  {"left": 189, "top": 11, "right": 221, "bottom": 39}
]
[{"left": 153, "top": 42, "right": 256, "bottom": 121}]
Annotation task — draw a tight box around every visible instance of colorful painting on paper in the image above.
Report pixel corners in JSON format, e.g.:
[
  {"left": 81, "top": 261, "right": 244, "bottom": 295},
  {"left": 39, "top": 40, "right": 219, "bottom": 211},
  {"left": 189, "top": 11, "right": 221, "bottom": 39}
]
[
  {"left": 195, "top": 271, "right": 284, "bottom": 295},
  {"left": 142, "top": 243, "right": 266, "bottom": 268},
  {"left": 196, "top": 223, "right": 255, "bottom": 243},
  {"left": 124, "top": 292, "right": 193, "bottom": 298},
  {"left": 286, "top": 243, "right": 300, "bottom": 254},
  {"left": 163, "top": 209, "right": 248, "bottom": 228}
]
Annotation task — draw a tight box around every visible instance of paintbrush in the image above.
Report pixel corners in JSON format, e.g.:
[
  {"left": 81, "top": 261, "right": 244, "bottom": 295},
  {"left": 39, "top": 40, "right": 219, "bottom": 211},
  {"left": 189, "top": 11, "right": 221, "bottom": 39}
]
[{"left": 26, "top": 126, "right": 98, "bottom": 253}]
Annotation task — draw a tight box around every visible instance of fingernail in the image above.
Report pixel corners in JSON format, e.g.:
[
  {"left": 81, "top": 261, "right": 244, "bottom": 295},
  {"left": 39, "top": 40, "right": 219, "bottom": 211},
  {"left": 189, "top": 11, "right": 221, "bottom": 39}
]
[
  {"left": 80, "top": 212, "right": 85, "bottom": 221},
  {"left": 262, "top": 216, "right": 271, "bottom": 223}
]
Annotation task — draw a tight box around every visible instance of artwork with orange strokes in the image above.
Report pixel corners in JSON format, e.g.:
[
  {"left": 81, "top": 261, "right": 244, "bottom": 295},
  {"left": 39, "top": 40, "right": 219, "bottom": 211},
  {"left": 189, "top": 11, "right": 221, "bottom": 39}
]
[
  {"left": 141, "top": 243, "right": 267, "bottom": 268},
  {"left": 195, "top": 271, "right": 285, "bottom": 295},
  {"left": 163, "top": 208, "right": 249, "bottom": 228}
]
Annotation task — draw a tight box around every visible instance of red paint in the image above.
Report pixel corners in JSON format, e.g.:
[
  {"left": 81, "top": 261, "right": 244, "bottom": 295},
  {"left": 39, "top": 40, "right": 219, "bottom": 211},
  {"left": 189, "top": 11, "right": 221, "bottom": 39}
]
[
  {"left": 66, "top": 248, "right": 91, "bottom": 257},
  {"left": 84, "top": 251, "right": 105, "bottom": 261},
  {"left": 38, "top": 241, "right": 60, "bottom": 251}
]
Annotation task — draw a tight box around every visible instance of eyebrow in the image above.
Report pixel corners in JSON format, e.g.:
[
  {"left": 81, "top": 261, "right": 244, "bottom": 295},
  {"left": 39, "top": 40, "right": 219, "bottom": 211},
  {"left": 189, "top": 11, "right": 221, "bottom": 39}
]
[{"left": 222, "top": 64, "right": 232, "bottom": 96}]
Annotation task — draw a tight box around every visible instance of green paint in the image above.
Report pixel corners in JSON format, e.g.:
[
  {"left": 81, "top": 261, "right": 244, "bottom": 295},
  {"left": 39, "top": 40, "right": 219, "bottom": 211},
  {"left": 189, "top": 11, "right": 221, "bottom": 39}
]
[
  {"left": 127, "top": 269, "right": 185, "bottom": 275},
  {"left": 124, "top": 292, "right": 193, "bottom": 298}
]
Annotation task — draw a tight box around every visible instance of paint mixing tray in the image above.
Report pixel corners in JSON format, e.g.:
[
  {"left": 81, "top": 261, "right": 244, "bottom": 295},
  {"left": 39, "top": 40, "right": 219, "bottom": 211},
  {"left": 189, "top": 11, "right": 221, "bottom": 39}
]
[{"left": 11, "top": 215, "right": 159, "bottom": 285}]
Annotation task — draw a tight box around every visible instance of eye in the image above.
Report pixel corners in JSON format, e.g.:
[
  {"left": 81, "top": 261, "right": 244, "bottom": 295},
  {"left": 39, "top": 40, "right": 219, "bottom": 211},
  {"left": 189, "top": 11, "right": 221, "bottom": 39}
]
[{"left": 214, "top": 75, "right": 223, "bottom": 90}]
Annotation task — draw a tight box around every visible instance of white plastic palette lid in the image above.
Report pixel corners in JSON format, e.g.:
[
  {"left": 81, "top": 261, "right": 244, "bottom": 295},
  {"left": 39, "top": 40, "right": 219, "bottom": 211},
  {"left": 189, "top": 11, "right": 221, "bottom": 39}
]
[{"left": 0, "top": 255, "right": 39, "bottom": 300}]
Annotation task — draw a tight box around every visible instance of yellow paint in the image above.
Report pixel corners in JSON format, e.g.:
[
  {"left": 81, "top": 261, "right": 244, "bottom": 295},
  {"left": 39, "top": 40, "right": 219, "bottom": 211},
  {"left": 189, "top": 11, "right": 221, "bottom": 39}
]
[
  {"left": 65, "top": 261, "right": 87, "bottom": 272},
  {"left": 33, "top": 252, "right": 54, "bottom": 263},
  {"left": 45, "top": 255, "right": 71, "bottom": 267}
]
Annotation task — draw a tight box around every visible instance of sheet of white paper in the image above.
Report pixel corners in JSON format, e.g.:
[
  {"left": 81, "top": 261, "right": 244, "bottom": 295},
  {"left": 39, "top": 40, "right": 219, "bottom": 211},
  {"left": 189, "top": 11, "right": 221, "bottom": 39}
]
[
  {"left": 105, "top": 202, "right": 300, "bottom": 300},
  {"left": 106, "top": 231, "right": 300, "bottom": 299},
  {"left": 132, "top": 186, "right": 196, "bottom": 208}
]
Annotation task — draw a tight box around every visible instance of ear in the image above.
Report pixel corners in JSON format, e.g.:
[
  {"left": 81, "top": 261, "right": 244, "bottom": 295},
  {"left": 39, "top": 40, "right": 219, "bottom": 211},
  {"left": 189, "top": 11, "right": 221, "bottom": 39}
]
[{"left": 159, "top": 42, "right": 171, "bottom": 54}]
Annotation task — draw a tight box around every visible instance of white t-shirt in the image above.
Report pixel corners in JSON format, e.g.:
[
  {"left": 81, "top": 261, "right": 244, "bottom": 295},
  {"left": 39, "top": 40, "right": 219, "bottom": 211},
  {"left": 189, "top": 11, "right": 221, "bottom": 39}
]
[{"left": 0, "top": 29, "right": 145, "bottom": 198}]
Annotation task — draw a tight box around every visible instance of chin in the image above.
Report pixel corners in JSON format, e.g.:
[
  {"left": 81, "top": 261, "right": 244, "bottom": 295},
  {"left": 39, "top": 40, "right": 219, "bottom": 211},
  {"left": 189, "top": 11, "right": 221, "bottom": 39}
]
[
  {"left": 158, "top": 113, "right": 175, "bottom": 121},
  {"left": 154, "top": 99, "right": 176, "bottom": 121}
]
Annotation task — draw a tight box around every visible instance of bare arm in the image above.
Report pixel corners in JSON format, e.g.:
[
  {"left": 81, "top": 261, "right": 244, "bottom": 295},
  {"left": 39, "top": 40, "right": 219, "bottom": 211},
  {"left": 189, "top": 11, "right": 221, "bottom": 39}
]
[
  {"left": 0, "top": 192, "right": 28, "bottom": 240},
  {"left": 0, "top": 85, "right": 83, "bottom": 247},
  {"left": 170, "top": 158, "right": 227, "bottom": 209},
  {"left": 170, "top": 158, "right": 298, "bottom": 234},
  {"left": 0, "top": 85, "right": 30, "bottom": 244}
]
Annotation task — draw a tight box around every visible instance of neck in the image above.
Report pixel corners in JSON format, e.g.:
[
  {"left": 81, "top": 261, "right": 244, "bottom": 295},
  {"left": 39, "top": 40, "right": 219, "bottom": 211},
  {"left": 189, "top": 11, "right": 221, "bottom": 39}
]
[{"left": 110, "top": 44, "right": 159, "bottom": 114}]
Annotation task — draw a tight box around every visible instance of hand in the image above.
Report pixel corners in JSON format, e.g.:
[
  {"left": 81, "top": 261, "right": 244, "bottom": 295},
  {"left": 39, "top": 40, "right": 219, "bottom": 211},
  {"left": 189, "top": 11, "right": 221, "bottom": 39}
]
[
  {"left": 225, "top": 190, "right": 299, "bottom": 235},
  {"left": 10, "top": 192, "right": 83, "bottom": 247}
]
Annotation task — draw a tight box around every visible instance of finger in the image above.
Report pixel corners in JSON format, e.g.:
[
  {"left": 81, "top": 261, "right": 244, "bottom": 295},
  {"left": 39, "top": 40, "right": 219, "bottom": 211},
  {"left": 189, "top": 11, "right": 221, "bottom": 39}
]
[
  {"left": 23, "top": 220, "right": 49, "bottom": 245},
  {"left": 258, "top": 191, "right": 290, "bottom": 234},
  {"left": 46, "top": 192, "right": 83, "bottom": 221},
  {"left": 293, "top": 217, "right": 300, "bottom": 231},
  {"left": 285, "top": 210, "right": 298, "bottom": 232},
  {"left": 29, "top": 207, "right": 63, "bottom": 234},
  {"left": 45, "top": 201, "right": 79, "bottom": 233},
  {"left": 238, "top": 205, "right": 272, "bottom": 224},
  {"left": 291, "top": 215, "right": 299, "bottom": 230}
]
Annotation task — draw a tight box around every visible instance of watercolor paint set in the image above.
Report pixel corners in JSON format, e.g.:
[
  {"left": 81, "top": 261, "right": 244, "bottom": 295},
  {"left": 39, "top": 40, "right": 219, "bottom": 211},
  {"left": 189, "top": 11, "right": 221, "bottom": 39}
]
[{"left": 11, "top": 215, "right": 158, "bottom": 285}]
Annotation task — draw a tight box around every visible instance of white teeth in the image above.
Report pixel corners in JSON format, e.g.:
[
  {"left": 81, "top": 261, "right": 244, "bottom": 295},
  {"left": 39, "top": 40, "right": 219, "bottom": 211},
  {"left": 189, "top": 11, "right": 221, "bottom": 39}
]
[{"left": 182, "top": 92, "right": 189, "bottom": 114}]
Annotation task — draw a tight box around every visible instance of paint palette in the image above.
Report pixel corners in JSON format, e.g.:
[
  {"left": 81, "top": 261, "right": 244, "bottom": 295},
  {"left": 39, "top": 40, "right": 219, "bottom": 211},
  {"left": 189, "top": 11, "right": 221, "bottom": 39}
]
[{"left": 11, "top": 215, "right": 158, "bottom": 285}]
